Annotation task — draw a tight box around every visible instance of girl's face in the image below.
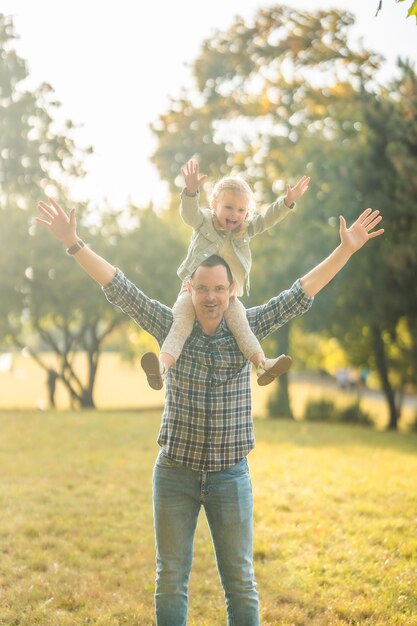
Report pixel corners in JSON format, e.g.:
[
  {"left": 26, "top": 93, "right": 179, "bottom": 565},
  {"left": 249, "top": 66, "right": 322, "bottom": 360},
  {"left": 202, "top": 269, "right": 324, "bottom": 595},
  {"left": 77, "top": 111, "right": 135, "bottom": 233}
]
[{"left": 211, "top": 191, "right": 249, "bottom": 232}]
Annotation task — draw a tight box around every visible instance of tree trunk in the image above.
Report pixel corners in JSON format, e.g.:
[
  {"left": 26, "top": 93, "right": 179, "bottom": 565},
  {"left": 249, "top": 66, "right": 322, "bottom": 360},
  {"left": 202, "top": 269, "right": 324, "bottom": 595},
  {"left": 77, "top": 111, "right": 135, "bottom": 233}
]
[
  {"left": 267, "top": 323, "right": 293, "bottom": 419},
  {"left": 80, "top": 387, "right": 96, "bottom": 408},
  {"left": 371, "top": 324, "right": 398, "bottom": 430},
  {"left": 12, "top": 317, "right": 122, "bottom": 410},
  {"left": 81, "top": 324, "right": 99, "bottom": 409}
]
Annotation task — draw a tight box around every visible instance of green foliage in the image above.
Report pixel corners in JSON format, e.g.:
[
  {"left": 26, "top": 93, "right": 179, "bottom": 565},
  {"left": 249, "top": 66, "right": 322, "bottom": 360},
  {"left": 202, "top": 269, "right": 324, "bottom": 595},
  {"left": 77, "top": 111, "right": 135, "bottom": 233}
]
[
  {"left": 0, "top": 14, "right": 188, "bottom": 406},
  {"left": 315, "top": 61, "right": 417, "bottom": 429},
  {"left": 24, "top": 202, "right": 186, "bottom": 406},
  {"left": 0, "top": 13, "right": 87, "bottom": 343},
  {"left": 0, "top": 13, "right": 119, "bottom": 406},
  {"left": 109, "top": 205, "right": 187, "bottom": 305}
]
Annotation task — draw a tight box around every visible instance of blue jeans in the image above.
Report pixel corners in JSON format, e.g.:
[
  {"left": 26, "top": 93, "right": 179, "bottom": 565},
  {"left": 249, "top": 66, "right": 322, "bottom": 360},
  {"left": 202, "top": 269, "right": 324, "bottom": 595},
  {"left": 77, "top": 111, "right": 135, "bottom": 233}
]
[{"left": 153, "top": 451, "right": 260, "bottom": 626}]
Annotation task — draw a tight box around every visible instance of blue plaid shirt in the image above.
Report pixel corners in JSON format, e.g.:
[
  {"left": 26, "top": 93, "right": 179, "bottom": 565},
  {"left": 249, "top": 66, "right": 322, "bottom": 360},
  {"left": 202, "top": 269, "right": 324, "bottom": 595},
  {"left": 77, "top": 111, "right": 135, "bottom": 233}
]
[{"left": 103, "top": 269, "right": 313, "bottom": 471}]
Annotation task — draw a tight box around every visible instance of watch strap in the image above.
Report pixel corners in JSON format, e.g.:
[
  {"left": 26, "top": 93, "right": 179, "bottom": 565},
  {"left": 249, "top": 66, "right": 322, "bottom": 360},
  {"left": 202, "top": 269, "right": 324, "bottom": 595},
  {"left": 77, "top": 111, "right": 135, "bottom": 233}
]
[{"left": 66, "top": 239, "right": 85, "bottom": 255}]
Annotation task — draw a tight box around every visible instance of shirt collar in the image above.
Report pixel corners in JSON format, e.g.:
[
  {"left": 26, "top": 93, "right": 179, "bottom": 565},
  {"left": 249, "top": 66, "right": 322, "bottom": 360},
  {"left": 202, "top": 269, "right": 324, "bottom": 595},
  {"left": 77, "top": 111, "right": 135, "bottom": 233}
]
[{"left": 192, "top": 317, "right": 228, "bottom": 337}]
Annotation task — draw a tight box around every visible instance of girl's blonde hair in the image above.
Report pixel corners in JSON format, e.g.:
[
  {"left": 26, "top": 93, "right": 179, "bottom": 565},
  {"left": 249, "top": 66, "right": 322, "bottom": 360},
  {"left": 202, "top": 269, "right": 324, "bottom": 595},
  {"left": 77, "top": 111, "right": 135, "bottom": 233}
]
[{"left": 209, "top": 176, "right": 256, "bottom": 220}]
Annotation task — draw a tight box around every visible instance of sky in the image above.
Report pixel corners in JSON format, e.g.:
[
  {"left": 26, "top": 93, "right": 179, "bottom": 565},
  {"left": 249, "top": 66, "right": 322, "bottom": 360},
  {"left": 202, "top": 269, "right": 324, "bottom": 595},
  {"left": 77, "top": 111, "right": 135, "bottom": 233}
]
[{"left": 2, "top": 0, "right": 416, "bottom": 210}]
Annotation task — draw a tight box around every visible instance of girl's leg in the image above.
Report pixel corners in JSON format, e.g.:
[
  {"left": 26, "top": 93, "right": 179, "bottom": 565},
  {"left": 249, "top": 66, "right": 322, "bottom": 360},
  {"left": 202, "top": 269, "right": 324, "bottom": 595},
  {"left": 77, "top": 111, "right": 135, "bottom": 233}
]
[
  {"left": 141, "top": 289, "right": 195, "bottom": 390},
  {"left": 160, "top": 289, "right": 195, "bottom": 364},
  {"left": 224, "top": 297, "right": 264, "bottom": 362},
  {"left": 224, "top": 297, "right": 292, "bottom": 386}
]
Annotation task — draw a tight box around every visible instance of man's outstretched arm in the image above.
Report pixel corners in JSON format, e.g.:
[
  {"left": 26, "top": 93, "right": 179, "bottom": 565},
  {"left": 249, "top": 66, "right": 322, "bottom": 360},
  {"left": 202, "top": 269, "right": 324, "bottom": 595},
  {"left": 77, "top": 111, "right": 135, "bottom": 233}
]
[
  {"left": 36, "top": 197, "right": 174, "bottom": 343},
  {"left": 36, "top": 198, "right": 116, "bottom": 286},
  {"left": 300, "top": 208, "right": 384, "bottom": 297}
]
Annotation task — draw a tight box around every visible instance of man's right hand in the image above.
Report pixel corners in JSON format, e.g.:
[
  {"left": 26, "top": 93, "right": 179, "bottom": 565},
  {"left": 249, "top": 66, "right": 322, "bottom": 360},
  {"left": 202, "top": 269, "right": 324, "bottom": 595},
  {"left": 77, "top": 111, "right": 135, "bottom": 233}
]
[
  {"left": 36, "top": 197, "right": 117, "bottom": 286},
  {"left": 181, "top": 160, "right": 208, "bottom": 195},
  {"left": 36, "top": 198, "right": 78, "bottom": 248}
]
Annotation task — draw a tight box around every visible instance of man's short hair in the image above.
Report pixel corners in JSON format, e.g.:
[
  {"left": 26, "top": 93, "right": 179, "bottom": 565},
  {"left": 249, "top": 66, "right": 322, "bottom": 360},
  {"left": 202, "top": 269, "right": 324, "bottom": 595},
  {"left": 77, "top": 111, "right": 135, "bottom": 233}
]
[{"left": 191, "top": 255, "right": 234, "bottom": 285}]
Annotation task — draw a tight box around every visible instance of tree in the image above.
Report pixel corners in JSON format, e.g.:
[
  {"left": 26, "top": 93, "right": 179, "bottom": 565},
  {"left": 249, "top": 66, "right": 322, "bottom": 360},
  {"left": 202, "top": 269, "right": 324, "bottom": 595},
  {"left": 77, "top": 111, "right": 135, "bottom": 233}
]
[
  {"left": 0, "top": 13, "right": 87, "bottom": 344},
  {"left": 151, "top": 6, "right": 417, "bottom": 426},
  {"left": 339, "top": 62, "right": 417, "bottom": 428},
  {"left": 1, "top": 13, "right": 189, "bottom": 408},
  {"left": 302, "top": 58, "right": 417, "bottom": 429},
  {"left": 20, "top": 204, "right": 186, "bottom": 408},
  {"left": 0, "top": 12, "right": 104, "bottom": 405}
]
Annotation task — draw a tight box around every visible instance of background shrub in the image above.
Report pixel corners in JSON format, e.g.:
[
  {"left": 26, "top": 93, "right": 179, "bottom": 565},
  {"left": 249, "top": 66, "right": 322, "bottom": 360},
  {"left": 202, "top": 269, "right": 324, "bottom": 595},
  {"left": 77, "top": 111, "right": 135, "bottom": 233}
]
[
  {"left": 337, "top": 402, "right": 372, "bottom": 426},
  {"left": 303, "top": 399, "right": 372, "bottom": 426},
  {"left": 303, "top": 398, "right": 337, "bottom": 422}
]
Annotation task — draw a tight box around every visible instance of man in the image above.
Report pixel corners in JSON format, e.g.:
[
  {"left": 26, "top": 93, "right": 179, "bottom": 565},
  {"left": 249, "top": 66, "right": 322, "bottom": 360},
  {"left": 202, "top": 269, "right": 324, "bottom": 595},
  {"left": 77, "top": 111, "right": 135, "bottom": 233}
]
[{"left": 36, "top": 198, "right": 383, "bottom": 625}]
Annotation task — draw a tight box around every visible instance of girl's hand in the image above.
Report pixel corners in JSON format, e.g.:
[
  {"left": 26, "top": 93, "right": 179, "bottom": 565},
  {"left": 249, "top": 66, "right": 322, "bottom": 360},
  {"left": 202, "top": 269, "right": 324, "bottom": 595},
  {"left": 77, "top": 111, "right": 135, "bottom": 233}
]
[
  {"left": 340, "top": 208, "right": 384, "bottom": 253},
  {"left": 181, "top": 160, "right": 208, "bottom": 195},
  {"left": 36, "top": 198, "right": 79, "bottom": 248},
  {"left": 284, "top": 175, "right": 311, "bottom": 206}
]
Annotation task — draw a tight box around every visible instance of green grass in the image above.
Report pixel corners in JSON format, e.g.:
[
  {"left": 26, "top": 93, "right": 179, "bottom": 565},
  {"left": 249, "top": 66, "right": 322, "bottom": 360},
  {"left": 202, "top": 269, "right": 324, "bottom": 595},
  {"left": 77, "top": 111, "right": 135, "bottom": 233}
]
[{"left": 0, "top": 410, "right": 416, "bottom": 625}]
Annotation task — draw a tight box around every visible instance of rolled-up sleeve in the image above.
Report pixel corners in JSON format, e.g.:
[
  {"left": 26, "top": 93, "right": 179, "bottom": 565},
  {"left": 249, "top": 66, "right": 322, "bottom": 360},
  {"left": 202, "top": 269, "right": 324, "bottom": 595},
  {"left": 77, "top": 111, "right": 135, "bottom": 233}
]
[{"left": 102, "top": 269, "right": 173, "bottom": 345}]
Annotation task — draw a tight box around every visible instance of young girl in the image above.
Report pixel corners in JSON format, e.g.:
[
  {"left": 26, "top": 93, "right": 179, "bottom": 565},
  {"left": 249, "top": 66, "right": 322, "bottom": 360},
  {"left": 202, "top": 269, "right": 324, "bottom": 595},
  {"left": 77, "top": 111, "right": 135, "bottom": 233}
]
[{"left": 141, "top": 160, "right": 310, "bottom": 389}]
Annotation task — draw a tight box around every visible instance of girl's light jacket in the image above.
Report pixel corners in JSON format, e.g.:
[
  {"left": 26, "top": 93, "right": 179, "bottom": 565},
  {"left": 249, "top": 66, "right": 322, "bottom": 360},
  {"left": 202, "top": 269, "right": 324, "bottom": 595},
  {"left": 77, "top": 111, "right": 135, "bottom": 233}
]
[{"left": 177, "top": 190, "right": 294, "bottom": 295}]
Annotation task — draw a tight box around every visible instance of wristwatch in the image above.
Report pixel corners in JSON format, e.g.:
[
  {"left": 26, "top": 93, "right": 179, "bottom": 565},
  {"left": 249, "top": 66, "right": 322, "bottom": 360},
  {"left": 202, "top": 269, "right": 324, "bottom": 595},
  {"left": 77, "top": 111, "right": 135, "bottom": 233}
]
[{"left": 66, "top": 239, "right": 85, "bottom": 255}]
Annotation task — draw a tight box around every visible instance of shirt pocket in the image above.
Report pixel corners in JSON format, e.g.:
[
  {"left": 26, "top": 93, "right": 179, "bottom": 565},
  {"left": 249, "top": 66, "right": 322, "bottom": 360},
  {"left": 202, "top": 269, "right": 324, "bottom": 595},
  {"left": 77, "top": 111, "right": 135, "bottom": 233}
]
[
  {"left": 193, "top": 243, "right": 220, "bottom": 266},
  {"left": 200, "top": 226, "right": 218, "bottom": 244},
  {"left": 209, "top": 341, "right": 248, "bottom": 384}
]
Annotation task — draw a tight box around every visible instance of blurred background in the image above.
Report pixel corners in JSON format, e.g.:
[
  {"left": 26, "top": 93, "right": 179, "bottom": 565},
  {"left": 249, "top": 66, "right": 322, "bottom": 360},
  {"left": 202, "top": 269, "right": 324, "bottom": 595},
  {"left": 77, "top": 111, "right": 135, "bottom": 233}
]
[{"left": 0, "top": 1, "right": 416, "bottom": 431}]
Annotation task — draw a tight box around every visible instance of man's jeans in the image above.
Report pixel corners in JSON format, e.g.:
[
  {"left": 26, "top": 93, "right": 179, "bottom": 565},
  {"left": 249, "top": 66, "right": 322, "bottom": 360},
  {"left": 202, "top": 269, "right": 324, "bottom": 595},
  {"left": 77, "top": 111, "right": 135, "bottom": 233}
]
[{"left": 153, "top": 451, "right": 260, "bottom": 626}]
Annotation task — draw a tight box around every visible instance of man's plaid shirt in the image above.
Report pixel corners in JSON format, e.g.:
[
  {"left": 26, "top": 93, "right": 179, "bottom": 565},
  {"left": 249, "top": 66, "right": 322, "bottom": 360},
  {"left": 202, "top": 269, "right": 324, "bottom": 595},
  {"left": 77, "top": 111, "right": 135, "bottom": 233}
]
[{"left": 103, "top": 269, "right": 313, "bottom": 472}]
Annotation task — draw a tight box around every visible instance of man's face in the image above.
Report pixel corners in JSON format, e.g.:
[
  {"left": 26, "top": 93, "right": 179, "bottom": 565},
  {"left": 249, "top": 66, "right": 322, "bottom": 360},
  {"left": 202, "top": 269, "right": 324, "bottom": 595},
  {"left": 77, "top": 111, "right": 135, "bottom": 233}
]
[{"left": 187, "top": 265, "right": 234, "bottom": 326}]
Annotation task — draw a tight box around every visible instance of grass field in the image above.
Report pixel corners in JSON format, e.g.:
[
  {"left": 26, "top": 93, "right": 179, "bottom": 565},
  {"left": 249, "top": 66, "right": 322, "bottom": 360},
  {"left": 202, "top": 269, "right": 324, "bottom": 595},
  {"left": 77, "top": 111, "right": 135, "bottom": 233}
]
[{"left": 0, "top": 410, "right": 416, "bottom": 625}]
